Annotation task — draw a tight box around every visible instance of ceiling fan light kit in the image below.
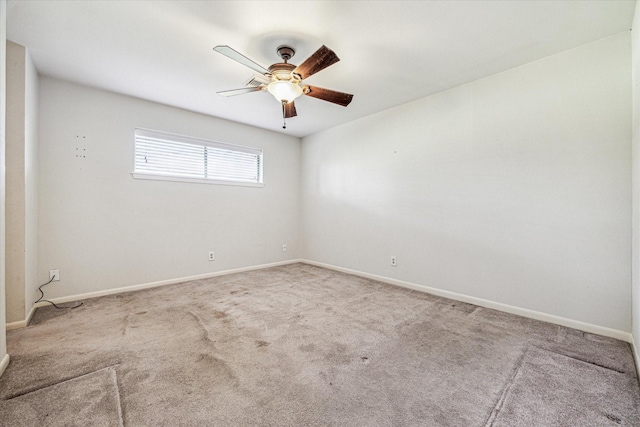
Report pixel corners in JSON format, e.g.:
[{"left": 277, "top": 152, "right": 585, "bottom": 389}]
[
  {"left": 267, "top": 81, "right": 303, "bottom": 103},
  {"left": 214, "top": 44, "right": 353, "bottom": 129}
]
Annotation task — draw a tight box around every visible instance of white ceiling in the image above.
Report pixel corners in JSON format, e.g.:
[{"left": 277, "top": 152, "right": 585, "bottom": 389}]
[{"left": 7, "top": 1, "right": 637, "bottom": 138}]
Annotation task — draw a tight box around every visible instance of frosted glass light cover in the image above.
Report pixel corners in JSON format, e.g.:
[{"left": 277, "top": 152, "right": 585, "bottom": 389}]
[{"left": 267, "top": 81, "right": 303, "bottom": 103}]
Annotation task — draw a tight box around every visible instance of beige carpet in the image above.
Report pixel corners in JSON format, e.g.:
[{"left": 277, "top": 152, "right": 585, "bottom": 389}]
[
  {"left": 0, "top": 366, "right": 122, "bottom": 426},
  {"left": 488, "top": 346, "right": 638, "bottom": 426},
  {"left": 1, "top": 263, "right": 638, "bottom": 425}
]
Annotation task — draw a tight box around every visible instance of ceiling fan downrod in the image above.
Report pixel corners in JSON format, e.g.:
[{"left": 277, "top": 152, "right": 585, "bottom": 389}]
[{"left": 276, "top": 46, "right": 295, "bottom": 63}]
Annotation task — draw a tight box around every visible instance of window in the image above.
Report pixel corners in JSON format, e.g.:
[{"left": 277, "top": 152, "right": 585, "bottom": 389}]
[{"left": 132, "top": 128, "right": 263, "bottom": 187}]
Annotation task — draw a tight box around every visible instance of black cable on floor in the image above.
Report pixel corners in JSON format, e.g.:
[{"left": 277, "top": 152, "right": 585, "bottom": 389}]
[{"left": 34, "top": 276, "right": 83, "bottom": 309}]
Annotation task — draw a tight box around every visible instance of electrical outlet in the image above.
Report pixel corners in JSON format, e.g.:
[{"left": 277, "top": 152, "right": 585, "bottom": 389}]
[
  {"left": 208, "top": 251, "right": 215, "bottom": 261},
  {"left": 390, "top": 256, "right": 397, "bottom": 267},
  {"left": 50, "top": 269, "right": 60, "bottom": 281},
  {"left": 282, "top": 244, "right": 287, "bottom": 252}
]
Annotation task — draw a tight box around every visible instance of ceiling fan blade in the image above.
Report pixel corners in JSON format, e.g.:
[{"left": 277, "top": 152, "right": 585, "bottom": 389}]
[
  {"left": 213, "top": 45, "right": 268, "bottom": 74},
  {"left": 283, "top": 101, "right": 297, "bottom": 118},
  {"left": 245, "top": 73, "right": 271, "bottom": 87},
  {"left": 303, "top": 85, "right": 353, "bottom": 107},
  {"left": 217, "top": 87, "right": 263, "bottom": 97},
  {"left": 293, "top": 45, "right": 340, "bottom": 80}
]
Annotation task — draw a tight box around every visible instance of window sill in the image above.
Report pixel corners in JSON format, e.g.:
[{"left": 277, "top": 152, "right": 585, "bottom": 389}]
[{"left": 131, "top": 172, "right": 264, "bottom": 188}]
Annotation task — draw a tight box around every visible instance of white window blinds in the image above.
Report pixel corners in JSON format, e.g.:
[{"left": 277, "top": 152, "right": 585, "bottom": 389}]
[{"left": 133, "top": 129, "right": 263, "bottom": 186}]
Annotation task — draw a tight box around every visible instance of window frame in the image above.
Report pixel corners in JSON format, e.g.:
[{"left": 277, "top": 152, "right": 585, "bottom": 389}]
[{"left": 131, "top": 128, "right": 264, "bottom": 188}]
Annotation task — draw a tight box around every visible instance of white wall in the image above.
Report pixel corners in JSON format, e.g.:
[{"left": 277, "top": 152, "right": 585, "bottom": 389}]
[
  {"left": 632, "top": 0, "right": 640, "bottom": 343},
  {"left": 5, "top": 41, "right": 38, "bottom": 324},
  {"left": 24, "top": 46, "right": 38, "bottom": 319},
  {"left": 38, "top": 77, "right": 300, "bottom": 298},
  {"left": 5, "top": 41, "right": 25, "bottom": 322},
  {"left": 301, "top": 33, "right": 632, "bottom": 332},
  {"left": 0, "top": 0, "right": 9, "bottom": 370}
]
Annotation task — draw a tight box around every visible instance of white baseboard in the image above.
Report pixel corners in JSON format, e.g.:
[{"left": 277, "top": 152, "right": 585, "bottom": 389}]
[
  {"left": 7, "top": 258, "right": 632, "bottom": 345},
  {"left": 25, "top": 301, "right": 39, "bottom": 326},
  {"left": 6, "top": 303, "right": 41, "bottom": 330},
  {"left": 0, "top": 354, "right": 10, "bottom": 378},
  {"left": 6, "top": 259, "right": 302, "bottom": 330},
  {"left": 6, "top": 320, "right": 27, "bottom": 331},
  {"left": 300, "top": 259, "right": 633, "bottom": 343},
  {"left": 631, "top": 335, "right": 640, "bottom": 383}
]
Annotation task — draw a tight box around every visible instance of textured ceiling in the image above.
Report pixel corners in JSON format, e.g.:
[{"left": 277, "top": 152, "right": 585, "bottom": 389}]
[{"left": 6, "top": 0, "right": 636, "bottom": 137}]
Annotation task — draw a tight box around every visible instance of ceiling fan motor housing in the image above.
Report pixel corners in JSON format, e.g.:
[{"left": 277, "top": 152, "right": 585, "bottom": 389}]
[{"left": 269, "top": 62, "right": 298, "bottom": 82}]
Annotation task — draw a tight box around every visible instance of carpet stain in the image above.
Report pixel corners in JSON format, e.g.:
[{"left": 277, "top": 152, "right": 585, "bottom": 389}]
[
  {"left": 451, "top": 301, "right": 477, "bottom": 314},
  {"left": 119, "top": 314, "right": 130, "bottom": 336},
  {"left": 606, "top": 413, "right": 623, "bottom": 424},
  {"left": 469, "top": 306, "right": 482, "bottom": 316},
  {"left": 299, "top": 343, "right": 315, "bottom": 352},
  {"left": 256, "top": 340, "right": 269, "bottom": 348},
  {"left": 195, "top": 353, "right": 236, "bottom": 379},
  {"left": 326, "top": 343, "right": 351, "bottom": 365}
]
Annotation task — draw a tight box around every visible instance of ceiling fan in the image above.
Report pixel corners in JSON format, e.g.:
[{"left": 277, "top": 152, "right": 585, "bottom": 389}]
[{"left": 213, "top": 44, "right": 353, "bottom": 129}]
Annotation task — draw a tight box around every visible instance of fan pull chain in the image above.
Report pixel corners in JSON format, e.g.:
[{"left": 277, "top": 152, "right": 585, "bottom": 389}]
[{"left": 282, "top": 101, "right": 287, "bottom": 129}]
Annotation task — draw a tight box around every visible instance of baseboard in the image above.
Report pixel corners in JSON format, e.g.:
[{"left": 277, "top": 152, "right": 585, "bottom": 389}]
[
  {"left": 25, "top": 301, "right": 39, "bottom": 326},
  {"left": 6, "top": 301, "right": 64, "bottom": 330},
  {"left": 7, "top": 259, "right": 303, "bottom": 318},
  {"left": 8, "top": 258, "right": 631, "bottom": 345},
  {"left": 6, "top": 304, "right": 36, "bottom": 330},
  {"left": 301, "top": 259, "right": 633, "bottom": 343},
  {"left": 631, "top": 335, "right": 640, "bottom": 383},
  {"left": 6, "top": 319, "right": 27, "bottom": 331},
  {"left": 0, "top": 354, "right": 10, "bottom": 378}
]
